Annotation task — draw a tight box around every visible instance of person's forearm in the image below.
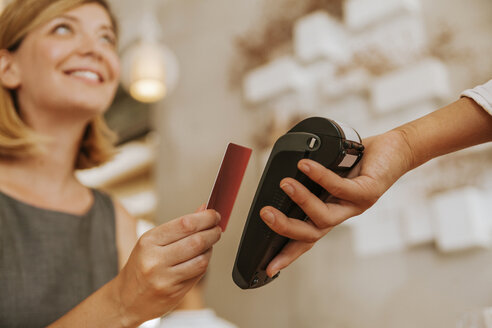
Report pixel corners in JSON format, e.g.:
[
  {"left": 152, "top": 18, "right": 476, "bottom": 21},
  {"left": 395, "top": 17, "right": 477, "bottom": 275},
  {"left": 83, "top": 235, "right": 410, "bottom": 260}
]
[
  {"left": 47, "top": 278, "right": 139, "bottom": 328},
  {"left": 394, "top": 97, "right": 492, "bottom": 170}
]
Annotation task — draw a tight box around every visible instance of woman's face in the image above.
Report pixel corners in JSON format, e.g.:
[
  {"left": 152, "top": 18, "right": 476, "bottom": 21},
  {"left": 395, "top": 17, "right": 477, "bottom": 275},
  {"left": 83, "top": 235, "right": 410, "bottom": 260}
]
[{"left": 10, "top": 3, "right": 120, "bottom": 121}]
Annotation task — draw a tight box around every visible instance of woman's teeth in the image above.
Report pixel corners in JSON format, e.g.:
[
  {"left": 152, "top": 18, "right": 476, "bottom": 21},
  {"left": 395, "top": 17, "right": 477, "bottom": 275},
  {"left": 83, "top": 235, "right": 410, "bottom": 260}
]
[{"left": 70, "top": 70, "right": 101, "bottom": 82}]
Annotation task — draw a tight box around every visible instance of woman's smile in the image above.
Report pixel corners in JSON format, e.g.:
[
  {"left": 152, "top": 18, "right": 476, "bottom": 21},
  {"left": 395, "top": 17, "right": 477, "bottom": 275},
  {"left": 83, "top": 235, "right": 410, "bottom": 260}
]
[{"left": 63, "top": 67, "right": 105, "bottom": 84}]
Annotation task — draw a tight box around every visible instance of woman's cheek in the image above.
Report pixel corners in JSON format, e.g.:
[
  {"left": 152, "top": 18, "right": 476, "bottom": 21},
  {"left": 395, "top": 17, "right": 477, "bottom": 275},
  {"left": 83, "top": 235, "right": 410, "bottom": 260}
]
[
  {"left": 43, "top": 40, "right": 73, "bottom": 62},
  {"left": 108, "top": 51, "right": 120, "bottom": 81}
]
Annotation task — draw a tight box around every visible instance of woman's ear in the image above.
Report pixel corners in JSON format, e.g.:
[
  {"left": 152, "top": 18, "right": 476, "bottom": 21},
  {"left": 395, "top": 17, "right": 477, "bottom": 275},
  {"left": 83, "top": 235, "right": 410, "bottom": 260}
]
[{"left": 0, "top": 49, "right": 21, "bottom": 89}]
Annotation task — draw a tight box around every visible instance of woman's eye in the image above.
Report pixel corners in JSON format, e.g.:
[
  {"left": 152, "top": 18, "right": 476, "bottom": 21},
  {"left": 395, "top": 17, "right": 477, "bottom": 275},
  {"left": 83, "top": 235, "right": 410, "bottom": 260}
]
[
  {"left": 53, "top": 24, "right": 72, "bottom": 35},
  {"left": 101, "top": 34, "right": 116, "bottom": 45}
]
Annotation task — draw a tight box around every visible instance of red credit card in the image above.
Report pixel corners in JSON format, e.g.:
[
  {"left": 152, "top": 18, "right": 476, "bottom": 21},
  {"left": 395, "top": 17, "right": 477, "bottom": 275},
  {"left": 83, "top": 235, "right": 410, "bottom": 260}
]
[{"left": 207, "top": 143, "right": 252, "bottom": 231}]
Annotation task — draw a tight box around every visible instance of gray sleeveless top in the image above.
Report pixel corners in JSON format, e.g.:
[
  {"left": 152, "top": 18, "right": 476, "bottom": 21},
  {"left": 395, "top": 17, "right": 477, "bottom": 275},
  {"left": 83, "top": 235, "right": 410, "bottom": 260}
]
[{"left": 0, "top": 189, "right": 119, "bottom": 328}]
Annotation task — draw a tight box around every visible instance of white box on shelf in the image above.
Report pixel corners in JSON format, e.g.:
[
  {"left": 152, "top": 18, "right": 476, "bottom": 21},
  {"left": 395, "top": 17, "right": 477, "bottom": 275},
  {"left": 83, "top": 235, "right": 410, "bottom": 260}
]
[
  {"left": 294, "top": 10, "right": 350, "bottom": 64},
  {"left": 303, "top": 60, "right": 337, "bottom": 86},
  {"left": 350, "top": 194, "right": 406, "bottom": 257},
  {"left": 267, "top": 61, "right": 335, "bottom": 114},
  {"left": 351, "top": 211, "right": 406, "bottom": 257},
  {"left": 351, "top": 15, "right": 427, "bottom": 70},
  {"left": 401, "top": 200, "right": 434, "bottom": 246},
  {"left": 272, "top": 86, "right": 319, "bottom": 114},
  {"left": 319, "top": 95, "right": 371, "bottom": 131},
  {"left": 321, "top": 68, "right": 371, "bottom": 99},
  {"left": 344, "top": 0, "right": 421, "bottom": 31},
  {"left": 243, "top": 56, "right": 308, "bottom": 104},
  {"left": 431, "top": 187, "right": 491, "bottom": 252},
  {"left": 370, "top": 58, "right": 450, "bottom": 114}
]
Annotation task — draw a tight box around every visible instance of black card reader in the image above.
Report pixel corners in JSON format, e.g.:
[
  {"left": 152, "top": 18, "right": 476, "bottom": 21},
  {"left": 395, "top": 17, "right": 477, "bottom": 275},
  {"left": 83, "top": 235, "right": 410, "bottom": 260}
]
[{"left": 232, "top": 117, "right": 364, "bottom": 289}]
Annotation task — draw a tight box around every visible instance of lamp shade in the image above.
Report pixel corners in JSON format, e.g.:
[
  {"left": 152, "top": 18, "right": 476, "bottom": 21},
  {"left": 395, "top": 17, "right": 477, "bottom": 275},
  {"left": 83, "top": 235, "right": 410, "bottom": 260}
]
[{"left": 120, "top": 40, "right": 179, "bottom": 103}]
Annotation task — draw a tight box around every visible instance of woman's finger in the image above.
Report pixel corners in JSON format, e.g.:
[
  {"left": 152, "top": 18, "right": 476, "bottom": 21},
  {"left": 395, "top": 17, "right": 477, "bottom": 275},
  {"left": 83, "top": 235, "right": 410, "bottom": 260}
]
[
  {"left": 162, "top": 226, "right": 221, "bottom": 266},
  {"left": 266, "top": 240, "right": 315, "bottom": 277},
  {"left": 146, "top": 210, "right": 220, "bottom": 246},
  {"left": 170, "top": 248, "right": 214, "bottom": 282},
  {"left": 195, "top": 203, "right": 207, "bottom": 213}
]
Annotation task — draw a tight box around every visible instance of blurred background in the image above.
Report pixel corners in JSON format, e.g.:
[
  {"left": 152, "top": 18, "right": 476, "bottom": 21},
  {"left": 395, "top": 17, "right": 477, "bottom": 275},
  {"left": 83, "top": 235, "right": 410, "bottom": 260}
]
[{"left": 62, "top": 0, "right": 492, "bottom": 326}]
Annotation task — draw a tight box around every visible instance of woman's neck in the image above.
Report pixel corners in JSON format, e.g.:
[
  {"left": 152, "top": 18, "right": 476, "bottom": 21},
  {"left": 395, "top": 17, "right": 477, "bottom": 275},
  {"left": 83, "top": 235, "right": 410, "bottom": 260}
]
[{"left": 0, "top": 118, "right": 92, "bottom": 213}]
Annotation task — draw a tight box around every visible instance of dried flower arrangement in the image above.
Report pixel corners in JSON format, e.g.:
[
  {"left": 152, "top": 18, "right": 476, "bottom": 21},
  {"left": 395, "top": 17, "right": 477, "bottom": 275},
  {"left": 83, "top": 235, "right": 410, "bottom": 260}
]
[{"left": 229, "top": 0, "right": 344, "bottom": 89}]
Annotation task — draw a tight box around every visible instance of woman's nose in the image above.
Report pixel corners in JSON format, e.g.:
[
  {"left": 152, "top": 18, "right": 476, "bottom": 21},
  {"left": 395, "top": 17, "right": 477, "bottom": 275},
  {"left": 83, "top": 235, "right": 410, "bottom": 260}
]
[{"left": 76, "top": 33, "right": 104, "bottom": 60}]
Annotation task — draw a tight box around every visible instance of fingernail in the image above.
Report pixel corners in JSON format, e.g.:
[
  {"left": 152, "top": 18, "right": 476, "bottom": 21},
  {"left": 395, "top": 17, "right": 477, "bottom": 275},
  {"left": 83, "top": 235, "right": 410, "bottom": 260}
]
[
  {"left": 299, "top": 162, "right": 310, "bottom": 173},
  {"left": 262, "top": 210, "right": 275, "bottom": 224},
  {"left": 280, "top": 183, "right": 294, "bottom": 196},
  {"left": 268, "top": 266, "right": 279, "bottom": 278},
  {"left": 215, "top": 211, "right": 221, "bottom": 223}
]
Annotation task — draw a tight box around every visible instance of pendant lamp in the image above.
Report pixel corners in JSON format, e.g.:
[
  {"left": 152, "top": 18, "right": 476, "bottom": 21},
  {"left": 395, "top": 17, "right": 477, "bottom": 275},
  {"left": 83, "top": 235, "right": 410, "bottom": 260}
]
[{"left": 120, "top": 8, "right": 179, "bottom": 103}]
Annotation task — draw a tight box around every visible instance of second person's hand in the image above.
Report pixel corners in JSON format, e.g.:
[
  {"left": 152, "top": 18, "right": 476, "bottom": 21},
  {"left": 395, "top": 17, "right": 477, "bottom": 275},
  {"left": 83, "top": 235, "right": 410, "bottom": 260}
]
[{"left": 259, "top": 129, "right": 415, "bottom": 277}]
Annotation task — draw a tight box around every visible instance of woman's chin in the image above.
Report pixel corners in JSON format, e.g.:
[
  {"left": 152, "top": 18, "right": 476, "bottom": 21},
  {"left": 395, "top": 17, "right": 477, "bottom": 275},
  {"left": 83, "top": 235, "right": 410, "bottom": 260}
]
[
  {"left": 41, "top": 102, "right": 111, "bottom": 123},
  {"left": 54, "top": 84, "right": 117, "bottom": 117},
  {"left": 65, "top": 98, "right": 112, "bottom": 117}
]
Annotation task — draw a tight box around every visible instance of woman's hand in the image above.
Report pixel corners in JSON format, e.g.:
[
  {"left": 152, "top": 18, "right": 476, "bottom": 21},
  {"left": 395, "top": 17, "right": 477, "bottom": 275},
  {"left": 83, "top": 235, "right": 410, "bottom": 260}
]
[
  {"left": 259, "top": 130, "right": 415, "bottom": 277},
  {"left": 112, "top": 208, "right": 222, "bottom": 326}
]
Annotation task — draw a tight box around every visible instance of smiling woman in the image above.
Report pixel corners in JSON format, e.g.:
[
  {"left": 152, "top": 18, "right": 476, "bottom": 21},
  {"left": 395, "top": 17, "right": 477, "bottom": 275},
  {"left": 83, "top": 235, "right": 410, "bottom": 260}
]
[
  {"left": 0, "top": 1, "right": 222, "bottom": 327},
  {"left": 0, "top": 0, "right": 118, "bottom": 168}
]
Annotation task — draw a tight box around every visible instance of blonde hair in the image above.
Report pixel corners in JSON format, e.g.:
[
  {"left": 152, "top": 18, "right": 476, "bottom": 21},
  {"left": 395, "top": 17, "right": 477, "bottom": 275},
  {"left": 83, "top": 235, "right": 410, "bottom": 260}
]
[{"left": 0, "top": 0, "right": 118, "bottom": 169}]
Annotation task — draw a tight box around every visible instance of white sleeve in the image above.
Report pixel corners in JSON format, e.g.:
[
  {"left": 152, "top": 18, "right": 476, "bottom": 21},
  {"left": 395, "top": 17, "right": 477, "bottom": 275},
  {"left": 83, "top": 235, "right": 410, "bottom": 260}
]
[{"left": 461, "top": 79, "right": 492, "bottom": 116}]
